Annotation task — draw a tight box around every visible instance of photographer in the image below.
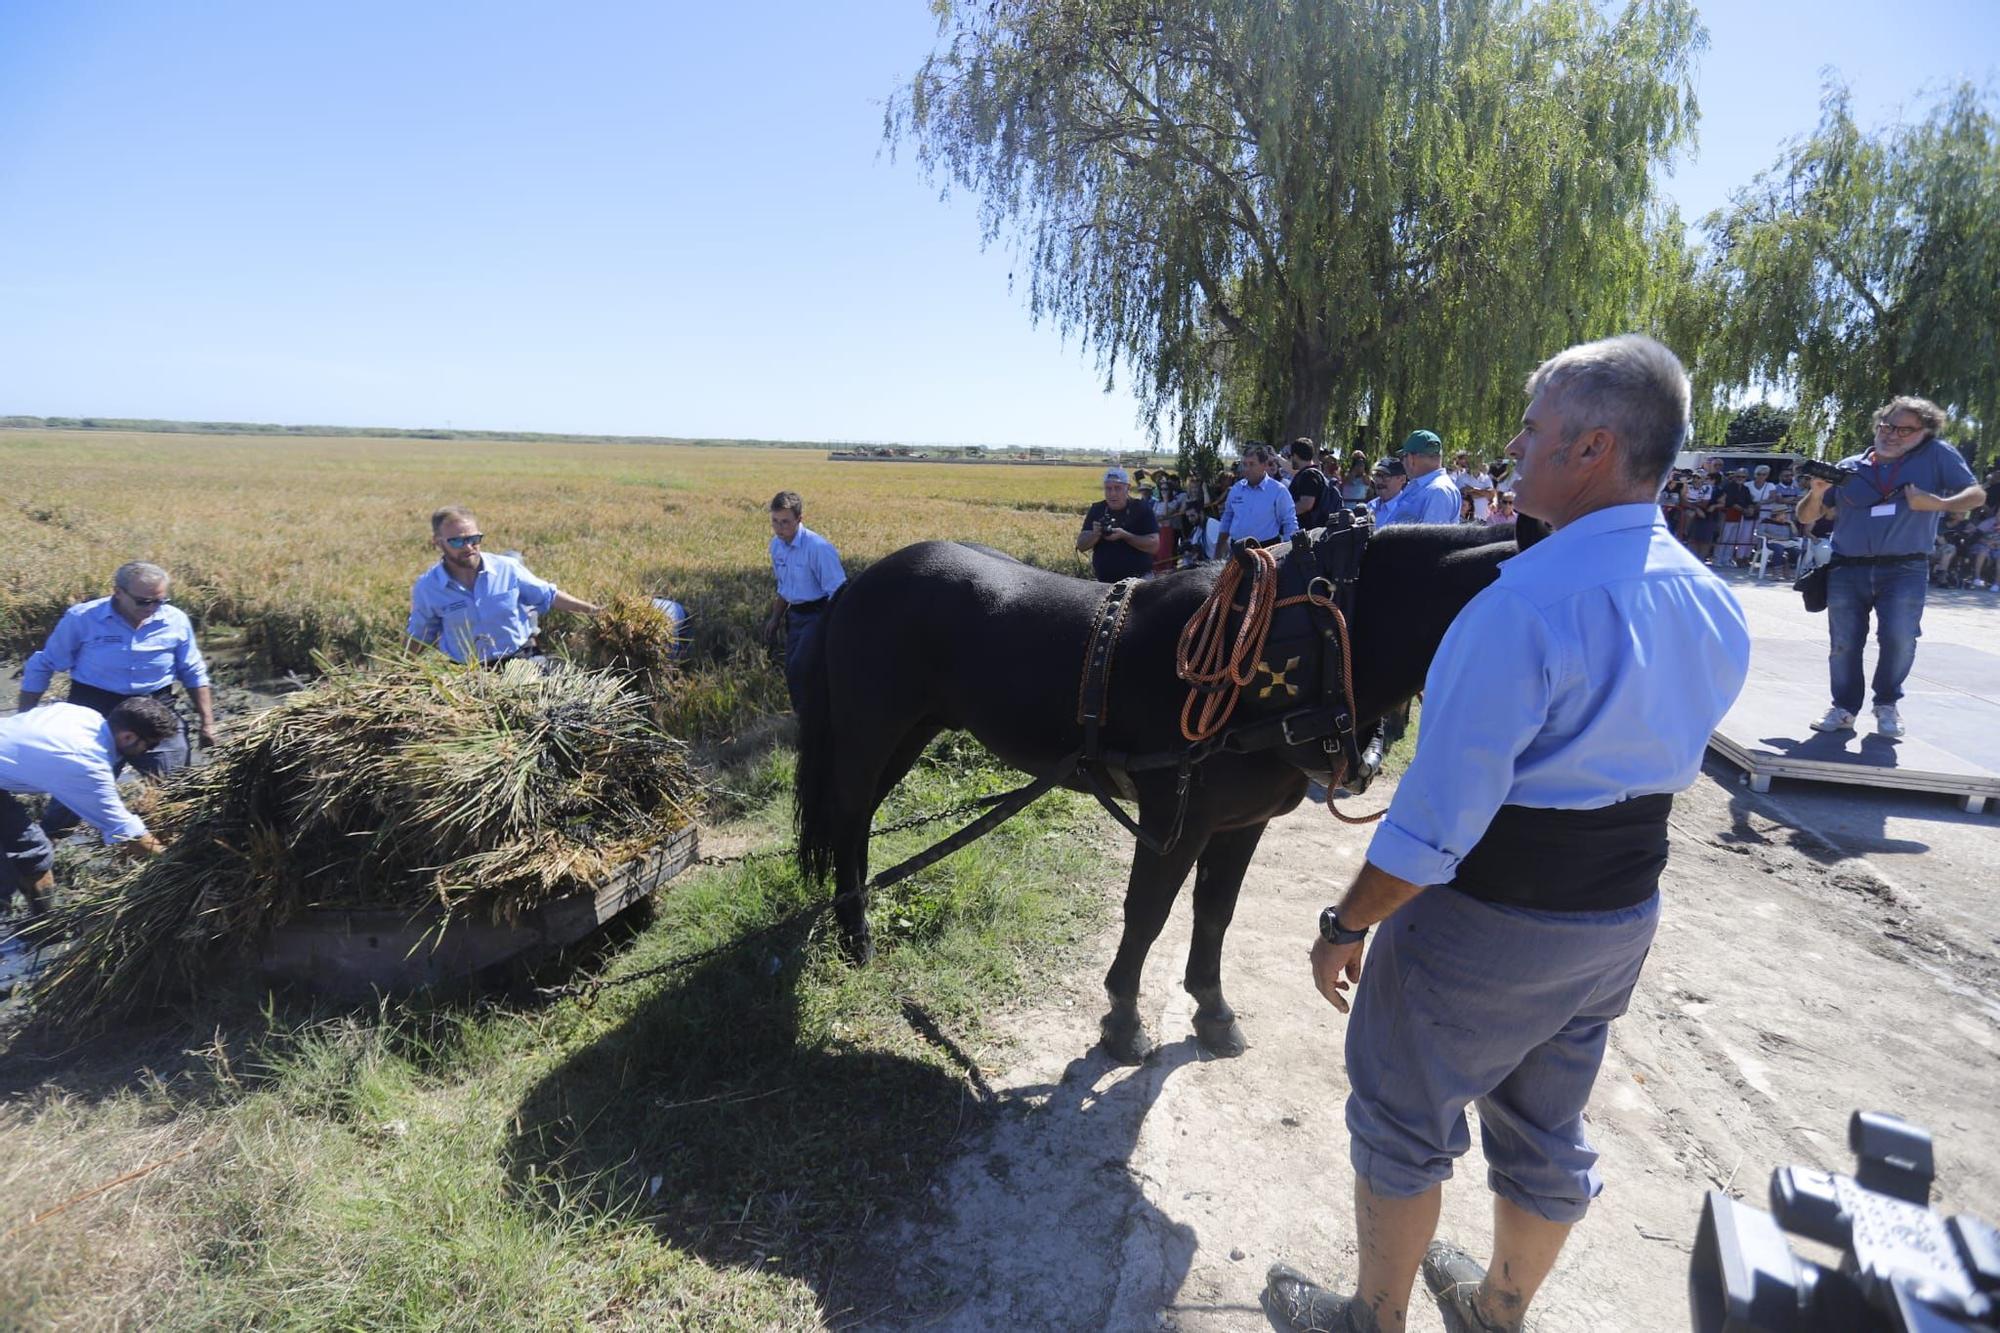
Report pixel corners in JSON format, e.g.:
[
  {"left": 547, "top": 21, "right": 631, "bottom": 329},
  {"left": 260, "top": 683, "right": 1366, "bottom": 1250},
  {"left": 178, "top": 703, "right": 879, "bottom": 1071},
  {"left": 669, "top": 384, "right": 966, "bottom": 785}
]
[
  {"left": 1798, "top": 396, "right": 1983, "bottom": 738},
  {"left": 1077, "top": 467, "right": 1159, "bottom": 582}
]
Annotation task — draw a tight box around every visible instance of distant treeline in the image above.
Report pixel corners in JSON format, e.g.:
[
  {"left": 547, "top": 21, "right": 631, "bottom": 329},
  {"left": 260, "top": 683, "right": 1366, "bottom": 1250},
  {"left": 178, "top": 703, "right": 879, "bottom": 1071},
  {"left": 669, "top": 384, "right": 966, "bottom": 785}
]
[{"left": 0, "top": 415, "right": 837, "bottom": 450}]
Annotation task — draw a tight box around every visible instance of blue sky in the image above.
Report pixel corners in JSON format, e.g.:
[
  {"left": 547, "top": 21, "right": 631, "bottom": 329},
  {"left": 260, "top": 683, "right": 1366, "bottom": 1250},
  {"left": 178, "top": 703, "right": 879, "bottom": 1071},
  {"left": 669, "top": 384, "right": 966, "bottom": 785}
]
[{"left": 2, "top": 1, "right": 1995, "bottom": 449}]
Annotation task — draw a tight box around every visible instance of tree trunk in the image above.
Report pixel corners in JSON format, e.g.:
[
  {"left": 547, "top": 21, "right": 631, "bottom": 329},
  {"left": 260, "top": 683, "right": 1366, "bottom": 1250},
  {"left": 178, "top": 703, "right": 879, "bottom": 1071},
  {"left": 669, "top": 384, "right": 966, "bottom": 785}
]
[{"left": 1279, "top": 330, "right": 1337, "bottom": 446}]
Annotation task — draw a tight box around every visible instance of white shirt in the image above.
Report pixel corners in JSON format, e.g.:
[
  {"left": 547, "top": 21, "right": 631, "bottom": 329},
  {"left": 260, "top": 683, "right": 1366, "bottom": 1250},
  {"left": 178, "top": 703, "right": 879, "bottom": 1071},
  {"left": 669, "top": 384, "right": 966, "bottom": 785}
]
[
  {"left": 1451, "top": 469, "right": 1494, "bottom": 521},
  {"left": 0, "top": 702, "right": 149, "bottom": 843}
]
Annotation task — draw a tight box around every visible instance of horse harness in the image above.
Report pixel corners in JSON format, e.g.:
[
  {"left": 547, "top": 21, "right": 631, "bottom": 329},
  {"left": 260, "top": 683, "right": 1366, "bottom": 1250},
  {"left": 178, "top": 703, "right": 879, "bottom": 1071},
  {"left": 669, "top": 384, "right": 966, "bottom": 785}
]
[
  {"left": 1071, "top": 510, "right": 1381, "bottom": 852},
  {"left": 848, "top": 513, "right": 1379, "bottom": 900}
]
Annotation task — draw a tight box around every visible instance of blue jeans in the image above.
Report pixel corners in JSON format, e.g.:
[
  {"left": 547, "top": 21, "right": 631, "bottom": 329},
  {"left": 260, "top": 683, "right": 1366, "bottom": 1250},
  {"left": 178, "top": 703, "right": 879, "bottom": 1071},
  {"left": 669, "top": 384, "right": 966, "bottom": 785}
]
[
  {"left": 783, "top": 607, "right": 826, "bottom": 714},
  {"left": 1826, "top": 560, "right": 1928, "bottom": 714},
  {"left": 3, "top": 792, "right": 56, "bottom": 904}
]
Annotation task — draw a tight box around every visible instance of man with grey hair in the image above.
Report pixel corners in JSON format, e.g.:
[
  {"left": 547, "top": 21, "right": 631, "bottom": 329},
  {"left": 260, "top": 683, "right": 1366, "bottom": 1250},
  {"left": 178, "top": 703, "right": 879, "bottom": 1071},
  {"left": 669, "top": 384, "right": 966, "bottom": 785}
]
[
  {"left": 18, "top": 561, "right": 216, "bottom": 839},
  {"left": 1267, "top": 334, "right": 1750, "bottom": 1333},
  {"left": 1795, "top": 395, "right": 1982, "bottom": 738}
]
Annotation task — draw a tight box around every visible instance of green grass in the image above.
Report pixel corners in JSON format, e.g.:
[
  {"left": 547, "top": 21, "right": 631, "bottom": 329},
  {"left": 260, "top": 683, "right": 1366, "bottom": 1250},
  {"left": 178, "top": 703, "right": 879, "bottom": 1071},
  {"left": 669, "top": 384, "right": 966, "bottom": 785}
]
[{"left": 0, "top": 742, "right": 1111, "bottom": 1331}]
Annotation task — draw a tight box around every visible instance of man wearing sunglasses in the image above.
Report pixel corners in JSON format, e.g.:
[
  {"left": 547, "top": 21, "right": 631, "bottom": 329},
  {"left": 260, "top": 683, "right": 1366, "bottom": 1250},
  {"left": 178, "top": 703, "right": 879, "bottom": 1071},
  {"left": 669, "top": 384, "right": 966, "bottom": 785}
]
[
  {"left": 16, "top": 561, "right": 215, "bottom": 840},
  {"left": 408, "top": 506, "right": 602, "bottom": 664},
  {"left": 1797, "top": 396, "right": 1983, "bottom": 739}
]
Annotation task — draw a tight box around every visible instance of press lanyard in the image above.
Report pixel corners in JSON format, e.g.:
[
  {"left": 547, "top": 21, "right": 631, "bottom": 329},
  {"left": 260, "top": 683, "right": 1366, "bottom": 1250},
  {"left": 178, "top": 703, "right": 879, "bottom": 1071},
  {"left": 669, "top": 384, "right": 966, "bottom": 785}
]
[{"left": 1863, "top": 448, "right": 1905, "bottom": 502}]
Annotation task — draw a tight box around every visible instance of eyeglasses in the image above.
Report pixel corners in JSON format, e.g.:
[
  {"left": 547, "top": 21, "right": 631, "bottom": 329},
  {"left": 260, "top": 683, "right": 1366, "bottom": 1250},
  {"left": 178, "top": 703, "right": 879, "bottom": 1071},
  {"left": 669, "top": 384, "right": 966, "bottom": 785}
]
[
  {"left": 120, "top": 590, "right": 169, "bottom": 607},
  {"left": 1875, "top": 422, "right": 1925, "bottom": 439},
  {"left": 443, "top": 533, "right": 485, "bottom": 550}
]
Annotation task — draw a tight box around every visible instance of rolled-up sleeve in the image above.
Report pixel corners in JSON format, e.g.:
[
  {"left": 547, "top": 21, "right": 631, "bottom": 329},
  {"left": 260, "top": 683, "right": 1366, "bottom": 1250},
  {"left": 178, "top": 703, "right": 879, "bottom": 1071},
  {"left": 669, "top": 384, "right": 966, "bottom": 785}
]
[
  {"left": 174, "top": 618, "right": 211, "bottom": 689},
  {"left": 20, "top": 612, "right": 81, "bottom": 695},
  {"left": 406, "top": 577, "right": 442, "bottom": 645},
  {"left": 1366, "top": 588, "right": 1556, "bottom": 887},
  {"left": 514, "top": 563, "right": 559, "bottom": 615}
]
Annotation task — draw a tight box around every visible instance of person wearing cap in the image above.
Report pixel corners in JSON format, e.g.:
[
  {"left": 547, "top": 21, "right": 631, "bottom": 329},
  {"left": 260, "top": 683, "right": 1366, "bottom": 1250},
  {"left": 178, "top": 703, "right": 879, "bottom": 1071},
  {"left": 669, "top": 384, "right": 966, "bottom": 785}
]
[
  {"left": 1078, "top": 466, "right": 1160, "bottom": 583},
  {"left": 18, "top": 560, "right": 217, "bottom": 840},
  {"left": 1394, "top": 430, "right": 1464, "bottom": 525},
  {"left": 3, "top": 696, "right": 175, "bottom": 939},
  {"left": 1215, "top": 444, "right": 1300, "bottom": 551},
  {"left": 411, "top": 506, "right": 602, "bottom": 666},
  {"left": 1367, "top": 457, "right": 1413, "bottom": 525}
]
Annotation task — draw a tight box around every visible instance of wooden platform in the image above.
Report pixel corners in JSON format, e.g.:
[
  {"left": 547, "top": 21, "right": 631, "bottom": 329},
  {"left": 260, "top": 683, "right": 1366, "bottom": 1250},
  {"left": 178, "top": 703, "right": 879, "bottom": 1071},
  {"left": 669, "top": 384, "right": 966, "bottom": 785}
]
[
  {"left": 1709, "top": 630, "right": 2000, "bottom": 814},
  {"left": 252, "top": 823, "right": 701, "bottom": 1000}
]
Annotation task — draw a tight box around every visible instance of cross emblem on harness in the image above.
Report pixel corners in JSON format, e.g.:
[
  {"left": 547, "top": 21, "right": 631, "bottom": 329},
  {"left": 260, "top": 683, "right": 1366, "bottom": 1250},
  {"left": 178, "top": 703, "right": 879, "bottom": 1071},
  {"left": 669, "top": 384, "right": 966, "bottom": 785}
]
[{"left": 1256, "top": 656, "right": 1302, "bottom": 699}]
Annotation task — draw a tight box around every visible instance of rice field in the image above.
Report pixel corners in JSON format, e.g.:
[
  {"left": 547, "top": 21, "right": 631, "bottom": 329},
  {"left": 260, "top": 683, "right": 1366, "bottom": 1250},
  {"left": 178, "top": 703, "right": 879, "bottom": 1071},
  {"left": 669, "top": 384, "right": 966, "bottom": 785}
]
[
  {"left": 0, "top": 428, "right": 1120, "bottom": 735},
  {"left": 1, "top": 427, "right": 1129, "bottom": 1329}
]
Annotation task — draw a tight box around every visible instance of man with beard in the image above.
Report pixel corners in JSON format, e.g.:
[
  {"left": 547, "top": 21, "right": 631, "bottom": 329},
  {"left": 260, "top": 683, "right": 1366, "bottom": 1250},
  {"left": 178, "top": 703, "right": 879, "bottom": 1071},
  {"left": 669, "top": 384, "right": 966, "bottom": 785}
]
[{"left": 409, "top": 506, "right": 602, "bottom": 665}]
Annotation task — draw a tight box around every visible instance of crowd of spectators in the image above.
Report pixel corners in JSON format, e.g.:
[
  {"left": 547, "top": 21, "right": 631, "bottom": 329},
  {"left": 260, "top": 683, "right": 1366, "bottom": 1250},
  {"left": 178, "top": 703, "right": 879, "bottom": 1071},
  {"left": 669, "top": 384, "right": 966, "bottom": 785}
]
[{"left": 1094, "top": 445, "right": 1999, "bottom": 594}]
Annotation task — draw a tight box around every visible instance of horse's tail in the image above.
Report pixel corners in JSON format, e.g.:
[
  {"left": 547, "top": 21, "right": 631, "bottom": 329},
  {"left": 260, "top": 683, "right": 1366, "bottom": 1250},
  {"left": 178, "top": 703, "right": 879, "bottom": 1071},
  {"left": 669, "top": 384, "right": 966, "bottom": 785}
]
[{"left": 792, "top": 590, "right": 842, "bottom": 888}]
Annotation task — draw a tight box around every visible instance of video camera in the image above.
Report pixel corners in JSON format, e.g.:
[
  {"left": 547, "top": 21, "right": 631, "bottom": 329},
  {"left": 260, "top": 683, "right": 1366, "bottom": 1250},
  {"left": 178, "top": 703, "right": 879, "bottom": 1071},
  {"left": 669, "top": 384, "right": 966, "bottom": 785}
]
[
  {"left": 1797, "top": 458, "right": 1853, "bottom": 486},
  {"left": 1691, "top": 1112, "right": 2000, "bottom": 1331}
]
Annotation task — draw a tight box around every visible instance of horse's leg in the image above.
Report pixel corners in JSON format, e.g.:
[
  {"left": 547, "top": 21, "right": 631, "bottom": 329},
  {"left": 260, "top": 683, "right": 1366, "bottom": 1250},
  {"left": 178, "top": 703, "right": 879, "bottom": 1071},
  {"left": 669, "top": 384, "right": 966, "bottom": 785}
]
[
  {"left": 1183, "top": 820, "right": 1268, "bottom": 1057},
  {"left": 1100, "top": 832, "right": 1208, "bottom": 1064},
  {"left": 832, "top": 722, "right": 943, "bottom": 964}
]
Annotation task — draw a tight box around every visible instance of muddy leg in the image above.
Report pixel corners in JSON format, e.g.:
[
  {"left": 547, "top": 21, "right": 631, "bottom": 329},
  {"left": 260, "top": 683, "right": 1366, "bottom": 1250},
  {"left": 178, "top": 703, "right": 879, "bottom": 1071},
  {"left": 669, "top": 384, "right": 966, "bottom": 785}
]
[
  {"left": 1184, "top": 821, "right": 1267, "bottom": 1057},
  {"left": 831, "top": 724, "right": 939, "bottom": 967},
  {"left": 1100, "top": 833, "right": 1206, "bottom": 1064}
]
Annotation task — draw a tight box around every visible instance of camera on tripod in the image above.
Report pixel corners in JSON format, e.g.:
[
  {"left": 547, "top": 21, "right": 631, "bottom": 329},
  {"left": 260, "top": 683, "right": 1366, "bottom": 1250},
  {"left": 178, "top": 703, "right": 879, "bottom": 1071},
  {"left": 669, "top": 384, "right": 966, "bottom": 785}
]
[{"left": 1691, "top": 1111, "right": 2000, "bottom": 1331}]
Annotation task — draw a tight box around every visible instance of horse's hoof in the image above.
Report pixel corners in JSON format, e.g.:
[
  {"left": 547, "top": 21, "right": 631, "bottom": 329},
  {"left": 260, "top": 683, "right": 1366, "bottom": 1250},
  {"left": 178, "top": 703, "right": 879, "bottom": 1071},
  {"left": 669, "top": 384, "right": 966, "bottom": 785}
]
[
  {"left": 1194, "top": 1012, "right": 1248, "bottom": 1057},
  {"left": 1100, "top": 1011, "right": 1155, "bottom": 1065},
  {"left": 840, "top": 929, "right": 875, "bottom": 967}
]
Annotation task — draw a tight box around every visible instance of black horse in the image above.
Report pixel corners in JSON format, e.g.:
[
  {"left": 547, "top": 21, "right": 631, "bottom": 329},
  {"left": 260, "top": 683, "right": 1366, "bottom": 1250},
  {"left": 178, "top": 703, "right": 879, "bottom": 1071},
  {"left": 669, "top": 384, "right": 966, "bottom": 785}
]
[{"left": 794, "top": 520, "right": 1546, "bottom": 1064}]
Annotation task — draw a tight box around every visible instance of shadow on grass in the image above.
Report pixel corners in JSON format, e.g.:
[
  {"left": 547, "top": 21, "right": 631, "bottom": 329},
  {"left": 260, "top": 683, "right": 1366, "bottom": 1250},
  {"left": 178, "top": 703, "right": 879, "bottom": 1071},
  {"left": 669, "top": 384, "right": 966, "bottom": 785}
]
[{"left": 504, "top": 920, "right": 979, "bottom": 1298}]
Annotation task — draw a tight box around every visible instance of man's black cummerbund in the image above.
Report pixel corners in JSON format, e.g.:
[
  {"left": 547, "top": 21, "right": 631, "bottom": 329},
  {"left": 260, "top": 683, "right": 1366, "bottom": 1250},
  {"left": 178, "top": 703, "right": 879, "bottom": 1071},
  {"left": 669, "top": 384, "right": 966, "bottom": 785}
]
[
  {"left": 1448, "top": 794, "right": 1673, "bottom": 913},
  {"left": 64, "top": 681, "right": 178, "bottom": 717}
]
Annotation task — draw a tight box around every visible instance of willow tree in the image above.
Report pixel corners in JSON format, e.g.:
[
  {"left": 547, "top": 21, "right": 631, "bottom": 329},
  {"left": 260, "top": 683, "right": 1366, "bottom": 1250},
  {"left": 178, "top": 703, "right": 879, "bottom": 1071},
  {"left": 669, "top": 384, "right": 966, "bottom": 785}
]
[
  {"left": 887, "top": 0, "right": 1703, "bottom": 462},
  {"left": 1699, "top": 84, "right": 2000, "bottom": 454}
]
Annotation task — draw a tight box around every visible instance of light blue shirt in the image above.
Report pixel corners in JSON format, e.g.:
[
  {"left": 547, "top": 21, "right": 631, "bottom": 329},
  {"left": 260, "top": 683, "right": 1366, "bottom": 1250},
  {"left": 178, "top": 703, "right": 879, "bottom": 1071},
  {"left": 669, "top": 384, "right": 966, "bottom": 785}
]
[
  {"left": 21, "top": 598, "right": 210, "bottom": 697},
  {"left": 1389, "top": 467, "right": 1462, "bottom": 525},
  {"left": 1219, "top": 476, "right": 1299, "bottom": 543},
  {"left": 770, "top": 525, "right": 847, "bottom": 605},
  {"left": 1368, "top": 504, "right": 1750, "bottom": 889},
  {"left": 406, "top": 553, "right": 558, "bottom": 663},
  {"left": 0, "top": 702, "right": 149, "bottom": 843},
  {"left": 1368, "top": 486, "right": 1412, "bottom": 526}
]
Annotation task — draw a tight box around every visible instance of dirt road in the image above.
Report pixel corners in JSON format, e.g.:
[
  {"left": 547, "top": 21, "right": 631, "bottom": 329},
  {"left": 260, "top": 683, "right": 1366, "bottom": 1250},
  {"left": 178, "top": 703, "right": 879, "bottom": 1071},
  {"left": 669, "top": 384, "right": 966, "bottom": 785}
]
[{"left": 853, "top": 758, "right": 2000, "bottom": 1331}]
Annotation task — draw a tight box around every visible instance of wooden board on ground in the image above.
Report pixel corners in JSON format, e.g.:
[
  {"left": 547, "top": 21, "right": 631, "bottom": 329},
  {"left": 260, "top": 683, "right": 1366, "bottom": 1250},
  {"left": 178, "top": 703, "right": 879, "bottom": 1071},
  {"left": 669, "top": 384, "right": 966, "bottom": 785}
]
[
  {"left": 252, "top": 823, "right": 701, "bottom": 1000},
  {"left": 1708, "top": 633, "right": 2000, "bottom": 813}
]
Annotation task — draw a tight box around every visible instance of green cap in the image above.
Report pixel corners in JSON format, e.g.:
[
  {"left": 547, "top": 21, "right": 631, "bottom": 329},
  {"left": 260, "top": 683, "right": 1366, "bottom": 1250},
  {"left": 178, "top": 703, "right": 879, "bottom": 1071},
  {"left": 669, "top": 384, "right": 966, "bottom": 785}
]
[{"left": 1398, "top": 430, "right": 1443, "bottom": 456}]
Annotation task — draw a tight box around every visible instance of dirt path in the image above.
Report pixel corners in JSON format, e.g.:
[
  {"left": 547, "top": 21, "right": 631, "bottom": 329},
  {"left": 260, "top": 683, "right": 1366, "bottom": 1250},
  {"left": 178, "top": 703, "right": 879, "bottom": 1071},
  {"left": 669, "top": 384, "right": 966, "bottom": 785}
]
[{"left": 852, "top": 763, "right": 2000, "bottom": 1331}]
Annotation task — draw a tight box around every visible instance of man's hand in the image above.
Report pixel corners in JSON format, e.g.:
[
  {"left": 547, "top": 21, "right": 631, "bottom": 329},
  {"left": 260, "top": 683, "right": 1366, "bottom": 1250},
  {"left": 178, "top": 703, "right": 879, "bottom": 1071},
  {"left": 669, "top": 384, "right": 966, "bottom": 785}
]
[
  {"left": 1903, "top": 484, "right": 1949, "bottom": 513},
  {"left": 197, "top": 719, "right": 219, "bottom": 749},
  {"left": 1310, "top": 936, "right": 1365, "bottom": 1013},
  {"left": 118, "top": 834, "right": 167, "bottom": 859}
]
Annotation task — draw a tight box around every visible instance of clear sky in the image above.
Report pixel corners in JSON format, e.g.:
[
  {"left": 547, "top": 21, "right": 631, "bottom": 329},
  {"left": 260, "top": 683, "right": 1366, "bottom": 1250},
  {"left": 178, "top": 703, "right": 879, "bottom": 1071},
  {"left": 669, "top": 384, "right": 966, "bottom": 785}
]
[{"left": 1, "top": 1, "right": 1994, "bottom": 449}]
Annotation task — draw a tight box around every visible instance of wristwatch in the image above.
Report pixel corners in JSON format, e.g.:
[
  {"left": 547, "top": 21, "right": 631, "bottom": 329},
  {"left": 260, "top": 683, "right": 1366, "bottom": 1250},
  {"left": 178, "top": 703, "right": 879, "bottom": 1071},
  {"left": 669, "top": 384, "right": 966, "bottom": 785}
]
[{"left": 1319, "top": 904, "right": 1369, "bottom": 946}]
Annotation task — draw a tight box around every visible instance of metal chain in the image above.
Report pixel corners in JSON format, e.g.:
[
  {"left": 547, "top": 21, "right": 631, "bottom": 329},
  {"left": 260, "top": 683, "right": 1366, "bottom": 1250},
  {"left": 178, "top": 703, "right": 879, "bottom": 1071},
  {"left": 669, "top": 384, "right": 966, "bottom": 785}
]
[{"left": 534, "top": 791, "right": 1009, "bottom": 1006}]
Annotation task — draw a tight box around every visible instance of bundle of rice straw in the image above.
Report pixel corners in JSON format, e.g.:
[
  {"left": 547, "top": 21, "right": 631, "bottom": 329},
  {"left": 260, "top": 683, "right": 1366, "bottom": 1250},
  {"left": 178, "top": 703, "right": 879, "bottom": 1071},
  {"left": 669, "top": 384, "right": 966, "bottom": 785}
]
[
  {"left": 579, "top": 594, "right": 689, "bottom": 685},
  {"left": 34, "top": 653, "right": 700, "bottom": 1028}
]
